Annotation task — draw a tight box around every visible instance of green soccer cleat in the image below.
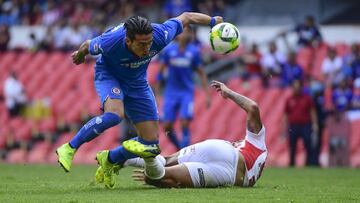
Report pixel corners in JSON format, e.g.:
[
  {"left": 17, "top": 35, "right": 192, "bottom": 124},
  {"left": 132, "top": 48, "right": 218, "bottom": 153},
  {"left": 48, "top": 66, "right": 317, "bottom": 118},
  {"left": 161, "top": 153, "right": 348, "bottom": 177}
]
[
  {"left": 95, "top": 166, "right": 104, "bottom": 183},
  {"left": 95, "top": 164, "right": 122, "bottom": 184},
  {"left": 96, "top": 150, "right": 116, "bottom": 189},
  {"left": 122, "top": 140, "right": 161, "bottom": 158},
  {"left": 56, "top": 143, "right": 76, "bottom": 172}
]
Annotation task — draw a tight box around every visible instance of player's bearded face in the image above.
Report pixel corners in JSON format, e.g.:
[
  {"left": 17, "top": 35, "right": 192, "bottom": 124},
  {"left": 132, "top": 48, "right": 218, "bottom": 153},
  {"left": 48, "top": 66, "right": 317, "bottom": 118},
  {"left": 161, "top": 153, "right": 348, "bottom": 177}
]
[{"left": 126, "top": 33, "right": 153, "bottom": 57}]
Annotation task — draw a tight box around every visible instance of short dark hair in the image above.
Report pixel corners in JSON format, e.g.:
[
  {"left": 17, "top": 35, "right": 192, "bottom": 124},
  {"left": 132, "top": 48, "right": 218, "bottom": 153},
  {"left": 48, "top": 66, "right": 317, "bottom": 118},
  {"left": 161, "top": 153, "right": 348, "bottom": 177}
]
[{"left": 124, "top": 16, "right": 153, "bottom": 40}]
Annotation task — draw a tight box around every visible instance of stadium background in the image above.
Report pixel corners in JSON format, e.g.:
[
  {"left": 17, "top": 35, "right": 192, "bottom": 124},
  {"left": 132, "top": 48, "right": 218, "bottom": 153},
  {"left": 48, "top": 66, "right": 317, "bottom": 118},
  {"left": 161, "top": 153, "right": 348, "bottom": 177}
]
[{"left": 1, "top": 0, "right": 360, "bottom": 169}]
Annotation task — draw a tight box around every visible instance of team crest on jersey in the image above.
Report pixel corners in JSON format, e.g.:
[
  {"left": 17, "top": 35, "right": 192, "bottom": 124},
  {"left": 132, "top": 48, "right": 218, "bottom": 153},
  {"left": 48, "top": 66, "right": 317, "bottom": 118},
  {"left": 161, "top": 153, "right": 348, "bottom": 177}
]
[{"left": 112, "top": 87, "right": 121, "bottom": 95}]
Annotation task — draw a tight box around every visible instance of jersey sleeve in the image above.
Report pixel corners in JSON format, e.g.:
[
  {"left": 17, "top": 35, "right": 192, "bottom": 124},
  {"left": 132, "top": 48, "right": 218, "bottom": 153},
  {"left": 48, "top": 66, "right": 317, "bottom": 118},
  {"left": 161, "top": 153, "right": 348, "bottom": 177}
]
[
  {"left": 88, "top": 26, "right": 122, "bottom": 56},
  {"left": 153, "top": 18, "right": 183, "bottom": 49}
]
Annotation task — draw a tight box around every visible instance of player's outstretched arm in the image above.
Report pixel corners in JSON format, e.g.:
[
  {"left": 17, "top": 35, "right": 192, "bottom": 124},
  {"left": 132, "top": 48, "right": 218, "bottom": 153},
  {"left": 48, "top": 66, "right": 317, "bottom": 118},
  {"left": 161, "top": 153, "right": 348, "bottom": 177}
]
[
  {"left": 211, "top": 80, "right": 262, "bottom": 134},
  {"left": 175, "top": 12, "right": 223, "bottom": 28},
  {"left": 71, "top": 40, "right": 90, "bottom": 65}
]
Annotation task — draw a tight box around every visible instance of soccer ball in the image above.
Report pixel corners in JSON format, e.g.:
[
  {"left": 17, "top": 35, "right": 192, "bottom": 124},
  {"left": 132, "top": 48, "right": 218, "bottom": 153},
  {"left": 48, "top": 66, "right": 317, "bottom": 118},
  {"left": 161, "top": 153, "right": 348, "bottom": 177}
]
[{"left": 209, "top": 22, "right": 240, "bottom": 54}]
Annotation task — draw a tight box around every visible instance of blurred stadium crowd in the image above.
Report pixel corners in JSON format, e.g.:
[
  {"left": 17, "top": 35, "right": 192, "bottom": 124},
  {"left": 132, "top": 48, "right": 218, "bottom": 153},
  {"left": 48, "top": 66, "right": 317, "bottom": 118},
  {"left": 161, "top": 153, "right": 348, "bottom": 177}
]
[{"left": 0, "top": 0, "right": 359, "bottom": 167}]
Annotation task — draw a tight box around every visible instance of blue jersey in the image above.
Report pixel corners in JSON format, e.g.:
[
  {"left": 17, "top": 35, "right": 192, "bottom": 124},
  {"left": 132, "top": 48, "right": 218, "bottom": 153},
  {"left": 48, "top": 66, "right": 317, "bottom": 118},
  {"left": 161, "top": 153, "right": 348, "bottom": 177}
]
[
  {"left": 88, "top": 19, "right": 183, "bottom": 94},
  {"left": 160, "top": 42, "right": 202, "bottom": 95}
]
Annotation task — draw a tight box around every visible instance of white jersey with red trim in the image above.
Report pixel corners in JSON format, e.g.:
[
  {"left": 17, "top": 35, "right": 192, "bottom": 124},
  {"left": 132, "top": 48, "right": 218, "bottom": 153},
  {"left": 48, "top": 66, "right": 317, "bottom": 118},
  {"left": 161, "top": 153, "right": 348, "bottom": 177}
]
[{"left": 233, "top": 126, "right": 267, "bottom": 187}]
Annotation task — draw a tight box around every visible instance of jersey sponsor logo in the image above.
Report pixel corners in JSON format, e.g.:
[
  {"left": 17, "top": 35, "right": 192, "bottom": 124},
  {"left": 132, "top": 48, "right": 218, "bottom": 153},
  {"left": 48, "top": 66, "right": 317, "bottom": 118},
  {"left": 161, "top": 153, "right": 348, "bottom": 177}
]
[
  {"left": 95, "top": 116, "right": 103, "bottom": 124},
  {"left": 119, "top": 50, "right": 158, "bottom": 68},
  {"left": 197, "top": 168, "right": 205, "bottom": 187},
  {"left": 169, "top": 57, "right": 192, "bottom": 67},
  {"left": 112, "top": 87, "right": 121, "bottom": 95},
  {"left": 164, "top": 31, "right": 168, "bottom": 40}
]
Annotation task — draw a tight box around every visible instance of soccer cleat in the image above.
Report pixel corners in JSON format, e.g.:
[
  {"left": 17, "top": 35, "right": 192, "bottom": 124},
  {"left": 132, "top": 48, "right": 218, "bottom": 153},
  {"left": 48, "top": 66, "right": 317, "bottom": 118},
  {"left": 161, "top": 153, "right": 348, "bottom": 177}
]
[
  {"left": 56, "top": 143, "right": 76, "bottom": 172},
  {"left": 96, "top": 150, "right": 115, "bottom": 189},
  {"left": 95, "top": 164, "right": 122, "bottom": 184},
  {"left": 95, "top": 166, "right": 104, "bottom": 183},
  {"left": 122, "top": 140, "right": 161, "bottom": 158}
]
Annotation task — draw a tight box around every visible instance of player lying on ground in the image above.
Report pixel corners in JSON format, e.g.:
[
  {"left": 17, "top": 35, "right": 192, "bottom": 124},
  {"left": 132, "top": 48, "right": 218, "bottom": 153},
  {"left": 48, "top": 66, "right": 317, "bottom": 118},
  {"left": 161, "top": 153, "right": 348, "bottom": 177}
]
[{"left": 96, "top": 80, "right": 267, "bottom": 188}]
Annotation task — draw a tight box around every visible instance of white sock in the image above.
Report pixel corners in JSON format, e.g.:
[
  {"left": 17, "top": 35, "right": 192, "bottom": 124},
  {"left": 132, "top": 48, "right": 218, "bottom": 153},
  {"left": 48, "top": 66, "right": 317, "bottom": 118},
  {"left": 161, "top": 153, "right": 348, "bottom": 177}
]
[
  {"left": 143, "top": 156, "right": 166, "bottom": 179},
  {"left": 124, "top": 155, "right": 166, "bottom": 168}
]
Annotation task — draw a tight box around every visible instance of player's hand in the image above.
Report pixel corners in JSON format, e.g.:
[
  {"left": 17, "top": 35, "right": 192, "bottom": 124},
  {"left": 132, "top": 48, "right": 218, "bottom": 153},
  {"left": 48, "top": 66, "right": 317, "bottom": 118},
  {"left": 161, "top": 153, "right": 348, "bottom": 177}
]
[
  {"left": 71, "top": 50, "right": 85, "bottom": 65},
  {"left": 132, "top": 169, "right": 146, "bottom": 183},
  {"left": 211, "top": 80, "right": 230, "bottom": 99},
  {"left": 214, "top": 16, "right": 223, "bottom": 25}
]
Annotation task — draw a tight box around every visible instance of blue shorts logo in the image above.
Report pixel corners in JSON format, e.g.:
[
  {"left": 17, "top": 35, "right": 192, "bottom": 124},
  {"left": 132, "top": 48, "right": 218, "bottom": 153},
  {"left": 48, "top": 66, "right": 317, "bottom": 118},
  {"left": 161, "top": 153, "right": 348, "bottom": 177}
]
[{"left": 112, "top": 87, "right": 121, "bottom": 95}]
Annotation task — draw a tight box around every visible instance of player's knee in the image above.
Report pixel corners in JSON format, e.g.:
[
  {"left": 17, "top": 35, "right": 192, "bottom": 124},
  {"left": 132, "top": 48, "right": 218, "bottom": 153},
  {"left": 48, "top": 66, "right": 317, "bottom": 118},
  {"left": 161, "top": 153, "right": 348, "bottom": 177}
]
[
  {"left": 104, "top": 99, "right": 125, "bottom": 117},
  {"left": 104, "top": 105, "right": 124, "bottom": 118}
]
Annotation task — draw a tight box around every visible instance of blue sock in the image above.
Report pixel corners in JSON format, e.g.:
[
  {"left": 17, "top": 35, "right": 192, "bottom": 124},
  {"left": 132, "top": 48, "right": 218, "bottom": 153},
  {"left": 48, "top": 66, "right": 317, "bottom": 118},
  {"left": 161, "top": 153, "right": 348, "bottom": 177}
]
[
  {"left": 69, "top": 112, "right": 122, "bottom": 149},
  {"left": 180, "top": 127, "right": 191, "bottom": 148},
  {"left": 108, "top": 137, "right": 159, "bottom": 164},
  {"left": 108, "top": 137, "right": 138, "bottom": 164},
  {"left": 167, "top": 130, "right": 180, "bottom": 149}
]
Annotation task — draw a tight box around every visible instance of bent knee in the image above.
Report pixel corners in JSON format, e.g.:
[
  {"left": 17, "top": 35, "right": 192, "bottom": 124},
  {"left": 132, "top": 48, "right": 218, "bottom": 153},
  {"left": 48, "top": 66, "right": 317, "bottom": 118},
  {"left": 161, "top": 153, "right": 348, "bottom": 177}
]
[{"left": 104, "top": 98, "right": 125, "bottom": 117}]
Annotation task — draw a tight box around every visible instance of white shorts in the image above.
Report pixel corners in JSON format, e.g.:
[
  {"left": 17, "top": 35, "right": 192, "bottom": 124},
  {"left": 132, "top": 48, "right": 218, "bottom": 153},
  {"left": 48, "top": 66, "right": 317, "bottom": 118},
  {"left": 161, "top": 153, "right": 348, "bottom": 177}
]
[{"left": 177, "top": 139, "right": 239, "bottom": 187}]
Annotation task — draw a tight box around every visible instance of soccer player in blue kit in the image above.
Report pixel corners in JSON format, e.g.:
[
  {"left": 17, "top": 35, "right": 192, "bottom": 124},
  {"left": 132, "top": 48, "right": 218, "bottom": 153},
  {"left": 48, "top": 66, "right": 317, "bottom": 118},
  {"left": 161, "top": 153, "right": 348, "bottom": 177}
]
[
  {"left": 157, "top": 27, "right": 210, "bottom": 149},
  {"left": 55, "top": 12, "right": 223, "bottom": 188}
]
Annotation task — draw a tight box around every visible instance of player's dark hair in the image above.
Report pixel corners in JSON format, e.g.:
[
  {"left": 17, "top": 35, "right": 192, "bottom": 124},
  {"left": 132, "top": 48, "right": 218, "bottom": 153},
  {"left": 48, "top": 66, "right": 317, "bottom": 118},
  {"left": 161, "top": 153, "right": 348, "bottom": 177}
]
[{"left": 124, "top": 16, "right": 153, "bottom": 40}]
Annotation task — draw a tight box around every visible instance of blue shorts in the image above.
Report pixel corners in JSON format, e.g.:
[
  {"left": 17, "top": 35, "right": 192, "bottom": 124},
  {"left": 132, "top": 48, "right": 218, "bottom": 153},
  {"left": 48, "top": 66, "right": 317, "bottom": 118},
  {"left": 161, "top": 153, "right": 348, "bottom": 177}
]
[
  {"left": 94, "top": 71, "right": 159, "bottom": 124},
  {"left": 162, "top": 93, "right": 194, "bottom": 122}
]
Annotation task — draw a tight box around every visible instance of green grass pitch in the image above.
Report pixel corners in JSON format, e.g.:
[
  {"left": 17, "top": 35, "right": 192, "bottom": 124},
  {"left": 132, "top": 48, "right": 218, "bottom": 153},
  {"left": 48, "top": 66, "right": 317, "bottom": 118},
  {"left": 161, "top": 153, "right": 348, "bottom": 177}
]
[{"left": 0, "top": 164, "right": 359, "bottom": 202}]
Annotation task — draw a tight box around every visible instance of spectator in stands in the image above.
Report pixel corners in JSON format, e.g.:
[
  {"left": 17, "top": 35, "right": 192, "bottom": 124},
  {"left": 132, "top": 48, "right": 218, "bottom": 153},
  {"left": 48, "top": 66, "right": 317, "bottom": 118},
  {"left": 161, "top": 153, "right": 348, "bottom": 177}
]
[
  {"left": 280, "top": 15, "right": 322, "bottom": 48},
  {"left": 28, "top": 32, "right": 40, "bottom": 52},
  {"left": 163, "top": 0, "right": 193, "bottom": 18},
  {"left": 342, "top": 44, "right": 359, "bottom": 80},
  {"left": 242, "top": 43, "right": 262, "bottom": 80},
  {"left": 3, "top": 72, "right": 28, "bottom": 117},
  {"left": 326, "top": 111, "right": 350, "bottom": 167},
  {"left": 332, "top": 76, "right": 353, "bottom": 112},
  {"left": 0, "top": 1, "right": 20, "bottom": 25},
  {"left": 348, "top": 44, "right": 360, "bottom": 80},
  {"left": 322, "top": 48, "right": 343, "bottom": 87},
  {"left": 284, "top": 79, "right": 318, "bottom": 166},
  {"left": 261, "top": 41, "right": 287, "bottom": 87},
  {"left": 41, "top": 0, "right": 61, "bottom": 26},
  {"left": 0, "top": 24, "right": 10, "bottom": 51},
  {"left": 197, "top": 0, "right": 226, "bottom": 17},
  {"left": 1, "top": 128, "right": 29, "bottom": 160},
  {"left": 39, "top": 26, "right": 55, "bottom": 51},
  {"left": 347, "top": 77, "right": 360, "bottom": 120},
  {"left": 281, "top": 52, "right": 304, "bottom": 87},
  {"left": 352, "top": 78, "right": 360, "bottom": 110},
  {"left": 309, "top": 78, "right": 326, "bottom": 166}
]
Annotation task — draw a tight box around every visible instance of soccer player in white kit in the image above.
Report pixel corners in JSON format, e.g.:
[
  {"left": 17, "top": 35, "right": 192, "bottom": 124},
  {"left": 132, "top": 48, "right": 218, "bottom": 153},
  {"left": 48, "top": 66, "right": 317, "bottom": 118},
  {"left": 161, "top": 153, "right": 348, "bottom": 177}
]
[
  {"left": 97, "top": 80, "right": 267, "bottom": 187},
  {"left": 129, "top": 80, "right": 267, "bottom": 188}
]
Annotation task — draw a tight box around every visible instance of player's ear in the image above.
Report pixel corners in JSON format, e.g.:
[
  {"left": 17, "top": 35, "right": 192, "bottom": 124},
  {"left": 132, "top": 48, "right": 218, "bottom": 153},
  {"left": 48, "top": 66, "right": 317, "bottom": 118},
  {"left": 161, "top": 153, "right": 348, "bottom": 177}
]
[{"left": 125, "top": 37, "right": 132, "bottom": 46}]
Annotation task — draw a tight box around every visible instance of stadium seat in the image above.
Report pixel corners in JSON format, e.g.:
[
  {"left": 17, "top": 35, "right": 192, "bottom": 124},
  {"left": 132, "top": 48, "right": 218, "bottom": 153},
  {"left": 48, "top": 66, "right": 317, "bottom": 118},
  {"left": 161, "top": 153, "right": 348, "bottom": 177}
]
[
  {"left": 6, "top": 149, "right": 27, "bottom": 163},
  {"left": 27, "top": 142, "right": 52, "bottom": 163}
]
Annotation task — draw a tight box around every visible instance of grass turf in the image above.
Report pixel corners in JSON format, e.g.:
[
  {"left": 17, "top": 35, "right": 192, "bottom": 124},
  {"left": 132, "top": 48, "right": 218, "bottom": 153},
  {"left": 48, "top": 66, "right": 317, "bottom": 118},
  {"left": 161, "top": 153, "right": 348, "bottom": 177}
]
[{"left": 0, "top": 164, "right": 359, "bottom": 203}]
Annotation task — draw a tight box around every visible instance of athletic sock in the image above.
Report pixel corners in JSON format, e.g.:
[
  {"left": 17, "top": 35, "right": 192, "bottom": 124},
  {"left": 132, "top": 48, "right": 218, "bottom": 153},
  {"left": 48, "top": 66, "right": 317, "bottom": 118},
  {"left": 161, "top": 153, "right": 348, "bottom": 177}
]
[
  {"left": 136, "top": 137, "right": 164, "bottom": 179},
  {"left": 69, "top": 112, "right": 121, "bottom": 149},
  {"left": 124, "top": 155, "right": 166, "bottom": 168}
]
